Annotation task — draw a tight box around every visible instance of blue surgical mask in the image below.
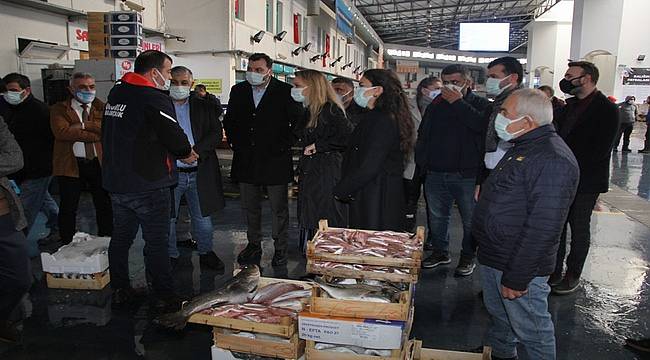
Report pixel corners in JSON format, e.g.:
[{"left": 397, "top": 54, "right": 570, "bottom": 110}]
[
  {"left": 337, "top": 90, "right": 352, "bottom": 104},
  {"left": 3, "top": 90, "right": 26, "bottom": 105},
  {"left": 153, "top": 68, "right": 171, "bottom": 91},
  {"left": 291, "top": 87, "right": 307, "bottom": 103},
  {"left": 495, "top": 113, "right": 526, "bottom": 141},
  {"left": 428, "top": 89, "right": 441, "bottom": 99},
  {"left": 486, "top": 75, "right": 512, "bottom": 96},
  {"left": 169, "top": 85, "right": 191, "bottom": 100},
  {"left": 75, "top": 90, "right": 96, "bottom": 104},
  {"left": 354, "top": 86, "right": 377, "bottom": 108},
  {"left": 246, "top": 71, "right": 268, "bottom": 86}
]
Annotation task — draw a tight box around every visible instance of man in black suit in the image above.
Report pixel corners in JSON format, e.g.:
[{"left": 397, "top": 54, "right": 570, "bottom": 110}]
[
  {"left": 223, "top": 53, "right": 302, "bottom": 266},
  {"left": 551, "top": 61, "right": 620, "bottom": 295},
  {"left": 167, "top": 66, "right": 225, "bottom": 271}
]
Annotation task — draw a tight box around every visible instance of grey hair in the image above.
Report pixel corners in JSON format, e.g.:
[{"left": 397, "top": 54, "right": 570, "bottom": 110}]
[
  {"left": 512, "top": 88, "right": 553, "bottom": 126},
  {"left": 69, "top": 72, "right": 94, "bottom": 86},
  {"left": 171, "top": 66, "right": 193, "bottom": 78}
]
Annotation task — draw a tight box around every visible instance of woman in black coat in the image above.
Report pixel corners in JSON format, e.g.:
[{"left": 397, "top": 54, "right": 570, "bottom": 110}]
[
  {"left": 292, "top": 70, "right": 353, "bottom": 240},
  {"left": 334, "top": 69, "right": 415, "bottom": 231}
]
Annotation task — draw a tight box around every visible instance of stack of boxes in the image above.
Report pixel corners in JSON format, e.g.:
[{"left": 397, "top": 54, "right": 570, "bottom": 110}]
[{"left": 88, "top": 11, "right": 143, "bottom": 60}]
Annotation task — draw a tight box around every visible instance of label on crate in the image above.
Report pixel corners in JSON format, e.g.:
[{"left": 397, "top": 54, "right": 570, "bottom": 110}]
[
  {"left": 298, "top": 313, "right": 405, "bottom": 349},
  {"left": 110, "top": 12, "right": 142, "bottom": 23},
  {"left": 110, "top": 23, "right": 142, "bottom": 36}
]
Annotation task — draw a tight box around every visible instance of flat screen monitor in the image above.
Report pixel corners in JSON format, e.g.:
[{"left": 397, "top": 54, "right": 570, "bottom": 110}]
[{"left": 459, "top": 23, "right": 510, "bottom": 51}]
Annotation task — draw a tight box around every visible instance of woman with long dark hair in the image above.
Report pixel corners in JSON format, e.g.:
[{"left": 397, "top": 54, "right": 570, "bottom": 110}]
[
  {"left": 292, "top": 70, "right": 352, "bottom": 244},
  {"left": 333, "top": 69, "right": 414, "bottom": 231},
  {"left": 416, "top": 76, "right": 443, "bottom": 116}
]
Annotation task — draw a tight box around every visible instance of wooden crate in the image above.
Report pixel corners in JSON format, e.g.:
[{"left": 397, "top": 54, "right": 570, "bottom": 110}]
[
  {"left": 214, "top": 329, "right": 305, "bottom": 360},
  {"left": 305, "top": 338, "right": 416, "bottom": 360},
  {"left": 309, "top": 283, "right": 414, "bottom": 321},
  {"left": 412, "top": 341, "right": 491, "bottom": 360},
  {"left": 307, "top": 220, "right": 424, "bottom": 283},
  {"left": 188, "top": 277, "right": 312, "bottom": 338},
  {"left": 45, "top": 270, "right": 110, "bottom": 290}
]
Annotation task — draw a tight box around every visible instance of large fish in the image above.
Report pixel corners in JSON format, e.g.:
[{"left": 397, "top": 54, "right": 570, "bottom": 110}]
[
  {"left": 314, "top": 278, "right": 400, "bottom": 303},
  {"left": 154, "top": 265, "right": 260, "bottom": 330}
]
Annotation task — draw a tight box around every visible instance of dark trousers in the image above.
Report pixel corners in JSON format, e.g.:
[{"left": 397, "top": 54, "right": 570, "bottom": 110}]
[
  {"left": 554, "top": 192, "right": 599, "bottom": 278},
  {"left": 0, "top": 215, "right": 31, "bottom": 322},
  {"left": 239, "top": 183, "right": 289, "bottom": 254},
  {"left": 108, "top": 188, "right": 173, "bottom": 296},
  {"left": 58, "top": 158, "right": 112, "bottom": 244},
  {"left": 614, "top": 122, "right": 634, "bottom": 150},
  {"left": 643, "top": 123, "right": 650, "bottom": 150}
]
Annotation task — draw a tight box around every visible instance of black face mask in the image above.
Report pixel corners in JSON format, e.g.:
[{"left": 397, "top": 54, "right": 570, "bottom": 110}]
[{"left": 559, "top": 75, "right": 585, "bottom": 95}]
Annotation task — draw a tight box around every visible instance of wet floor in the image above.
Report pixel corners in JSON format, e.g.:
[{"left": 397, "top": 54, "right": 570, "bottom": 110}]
[{"left": 1, "top": 123, "right": 649, "bottom": 360}]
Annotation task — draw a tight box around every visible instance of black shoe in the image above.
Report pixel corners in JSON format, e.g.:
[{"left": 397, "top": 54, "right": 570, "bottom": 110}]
[
  {"left": 0, "top": 321, "right": 21, "bottom": 344},
  {"left": 454, "top": 257, "right": 476, "bottom": 276},
  {"left": 272, "top": 250, "right": 288, "bottom": 267},
  {"left": 170, "top": 257, "right": 179, "bottom": 270},
  {"left": 548, "top": 272, "right": 563, "bottom": 287},
  {"left": 552, "top": 273, "right": 580, "bottom": 295},
  {"left": 200, "top": 251, "right": 225, "bottom": 271},
  {"left": 625, "top": 338, "right": 650, "bottom": 353},
  {"left": 622, "top": 148, "right": 632, "bottom": 153},
  {"left": 177, "top": 238, "right": 197, "bottom": 249},
  {"left": 237, "top": 243, "right": 262, "bottom": 264},
  {"left": 422, "top": 253, "right": 451, "bottom": 269},
  {"left": 151, "top": 294, "right": 184, "bottom": 314},
  {"left": 112, "top": 287, "right": 147, "bottom": 307}
]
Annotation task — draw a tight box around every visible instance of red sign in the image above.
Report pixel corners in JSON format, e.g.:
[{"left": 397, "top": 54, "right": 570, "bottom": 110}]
[
  {"left": 121, "top": 60, "right": 132, "bottom": 71},
  {"left": 142, "top": 40, "right": 163, "bottom": 51},
  {"left": 293, "top": 14, "right": 300, "bottom": 44},
  {"left": 323, "top": 34, "right": 330, "bottom": 67},
  {"left": 75, "top": 29, "right": 89, "bottom": 42}
]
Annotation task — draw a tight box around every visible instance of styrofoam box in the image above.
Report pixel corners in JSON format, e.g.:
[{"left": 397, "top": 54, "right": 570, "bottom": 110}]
[
  {"left": 299, "top": 312, "right": 406, "bottom": 350},
  {"left": 40, "top": 233, "right": 109, "bottom": 274},
  {"left": 211, "top": 345, "right": 304, "bottom": 360}
]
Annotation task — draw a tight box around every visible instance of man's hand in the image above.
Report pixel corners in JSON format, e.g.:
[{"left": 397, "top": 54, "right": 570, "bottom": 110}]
[
  {"left": 501, "top": 285, "right": 528, "bottom": 300},
  {"left": 304, "top": 143, "right": 316, "bottom": 156},
  {"left": 180, "top": 149, "right": 199, "bottom": 165},
  {"left": 441, "top": 86, "right": 463, "bottom": 104},
  {"left": 474, "top": 185, "right": 481, "bottom": 202}
]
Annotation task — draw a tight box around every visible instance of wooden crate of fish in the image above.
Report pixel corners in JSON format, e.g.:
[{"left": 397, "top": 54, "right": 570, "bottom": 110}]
[
  {"left": 187, "top": 275, "right": 312, "bottom": 338},
  {"left": 45, "top": 270, "right": 110, "bottom": 290},
  {"left": 411, "top": 341, "right": 491, "bottom": 360},
  {"left": 309, "top": 280, "right": 414, "bottom": 321},
  {"left": 307, "top": 220, "right": 424, "bottom": 283},
  {"left": 214, "top": 329, "right": 305, "bottom": 359}
]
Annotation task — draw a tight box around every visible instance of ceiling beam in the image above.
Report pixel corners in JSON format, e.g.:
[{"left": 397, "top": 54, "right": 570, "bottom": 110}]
[
  {"left": 372, "top": 13, "right": 531, "bottom": 30},
  {"left": 362, "top": 1, "right": 530, "bottom": 17}
]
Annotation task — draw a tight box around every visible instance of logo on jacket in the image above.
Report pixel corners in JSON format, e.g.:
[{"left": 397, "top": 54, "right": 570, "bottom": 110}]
[{"left": 104, "top": 103, "right": 127, "bottom": 118}]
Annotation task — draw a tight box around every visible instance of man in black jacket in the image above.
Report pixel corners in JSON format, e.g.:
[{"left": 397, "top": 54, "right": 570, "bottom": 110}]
[
  {"left": 223, "top": 53, "right": 302, "bottom": 266},
  {"left": 415, "top": 64, "right": 490, "bottom": 276},
  {"left": 331, "top": 77, "right": 364, "bottom": 126},
  {"left": 551, "top": 61, "right": 620, "bottom": 295},
  {"left": 0, "top": 73, "right": 57, "bottom": 238},
  {"left": 167, "top": 66, "right": 225, "bottom": 271},
  {"left": 102, "top": 50, "right": 193, "bottom": 308},
  {"left": 473, "top": 89, "right": 579, "bottom": 360}
]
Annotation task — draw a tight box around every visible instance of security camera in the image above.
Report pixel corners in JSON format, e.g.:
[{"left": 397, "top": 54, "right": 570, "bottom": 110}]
[
  {"left": 310, "top": 55, "right": 321, "bottom": 63},
  {"left": 251, "top": 31, "right": 265, "bottom": 43},
  {"left": 274, "top": 31, "right": 287, "bottom": 41},
  {"left": 302, "top": 42, "right": 312, "bottom": 52},
  {"left": 292, "top": 47, "right": 302, "bottom": 56},
  {"left": 121, "top": 0, "right": 145, "bottom": 12}
]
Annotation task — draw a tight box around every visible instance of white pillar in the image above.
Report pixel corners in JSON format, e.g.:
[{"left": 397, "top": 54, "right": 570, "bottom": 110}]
[{"left": 526, "top": 21, "right": 572, "bottom": 95}]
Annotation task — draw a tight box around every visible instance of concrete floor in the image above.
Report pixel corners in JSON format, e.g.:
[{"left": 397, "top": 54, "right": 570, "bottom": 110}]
[{"left": 1, "top": 123, "right": 649, "bottom": 360}]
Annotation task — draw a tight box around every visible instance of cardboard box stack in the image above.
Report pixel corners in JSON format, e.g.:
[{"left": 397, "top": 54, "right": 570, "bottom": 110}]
[
  {"left": 88, "top": 11, "right": 143, "bottom": 60},
  {"left": 300, "top": 220, "right": 425, "bottom": 359}
]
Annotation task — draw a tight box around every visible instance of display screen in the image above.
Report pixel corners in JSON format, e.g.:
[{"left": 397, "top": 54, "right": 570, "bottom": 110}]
[{"left": 459, "top": 23, "right": 510, "bottom": 51}]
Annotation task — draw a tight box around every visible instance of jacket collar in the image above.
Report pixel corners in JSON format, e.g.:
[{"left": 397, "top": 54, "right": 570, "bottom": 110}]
[
  {"left": 121, "top": 72, "right": 156, "bottom": 88},
  {"left": 512, "top": 124, "right": 555, "bottom": 144}
]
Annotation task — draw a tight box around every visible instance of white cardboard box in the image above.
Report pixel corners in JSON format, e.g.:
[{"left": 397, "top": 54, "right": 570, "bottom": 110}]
[
  {"left": 41, "top": 233, "right": 109, "bottom": 274},
  {"left": 211, "top": 345, "right": 304, "bottom": 360},
  {"left": 298, "top": 312, "right": 406, "bottom": 350}
]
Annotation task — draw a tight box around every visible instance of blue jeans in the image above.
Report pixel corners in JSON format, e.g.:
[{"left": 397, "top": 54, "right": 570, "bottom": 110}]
[
  {"left": 42, "top": 191, "right": 59, "bottom": 231},
  {"left": 424, "top": 171, "right": 476, "bottom": 258},
  {"left": 19, "top": 176, "right": 55, "bottom": 235},
  {"left": 168, "top": 172, "right": 214, "bottom": 258},
  {"left": 108, "top": 188, "right": 173, "bottom": 295},
  {"left": 480, "top": 264, "right": 556, "bottom": 359}
]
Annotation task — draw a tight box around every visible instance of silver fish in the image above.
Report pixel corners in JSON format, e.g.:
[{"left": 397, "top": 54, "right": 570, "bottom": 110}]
[
  {"left": 269, "top": 289, "right": 312, "bottom": 303},
  {"left": 315, "top": 278, "right": 400, "bottom": 303},
  {"left": 154, "top": 265, "right": 260, "bottom": 330},
  {"left": 270, "top": 299, "right": 305, "bottom": 312}
]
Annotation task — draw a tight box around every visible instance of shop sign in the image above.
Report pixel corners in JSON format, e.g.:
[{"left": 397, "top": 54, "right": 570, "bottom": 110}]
[
  {"left": 115, "top": 59, "right": 134, "bottom": 80},
  {"left": 68, "top": 20, "right": 89, "bottom": 51},
  {"left": 623, "top": 68, "right": 650, "bottom": 86},
  {"left": 142, "top": 38, "right": 165, "bottom": 52},
  {"left": 396, "top": 60, "right": 419, "bottom": 73},
  {"left": 194, "top": 79, "right": 223, "bottom": 94}
]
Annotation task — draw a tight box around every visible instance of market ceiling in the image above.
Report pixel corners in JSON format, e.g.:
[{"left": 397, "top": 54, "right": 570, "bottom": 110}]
[{"left": 354, "top": 0, "right": 562, "bottom": 51}]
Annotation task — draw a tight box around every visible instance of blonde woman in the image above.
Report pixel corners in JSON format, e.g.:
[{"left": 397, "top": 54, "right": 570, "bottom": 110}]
[{"left": 292, "top": 70, "right": 353, "bottom": 243}]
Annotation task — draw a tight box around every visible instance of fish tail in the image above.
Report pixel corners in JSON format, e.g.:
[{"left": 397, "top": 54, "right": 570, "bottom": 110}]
[{"left": 154, "top": 311, "right": 189, "bottom": 330}]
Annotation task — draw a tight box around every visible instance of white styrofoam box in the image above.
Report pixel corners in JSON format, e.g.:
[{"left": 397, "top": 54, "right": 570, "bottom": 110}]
[
  {"left": 41, "top": 233, "right": 110, "bottom": 274},
  {"left": 210, "top": 346, "right": 303, "bottom": 360},
  {"left": 299, "top": 312, "right": 406, "bottom": 350}
]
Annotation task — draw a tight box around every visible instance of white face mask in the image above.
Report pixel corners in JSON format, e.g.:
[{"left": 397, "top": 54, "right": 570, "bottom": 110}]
[
  {"left": 291, "top": 87, "right": 307, "bottom": 103},
  {"left": 153, "top": 68, "right": 171, "bottom": 91},
  {"left": 169, "top": 85, "right": 191, "bottom": 100},
  {"left": 486, "top": 75, "right": 512, "bottom": 96},
  {"left": 428, "top": 89, "right": 441, "bottom": 99},
  {"left": 3, "top": 90, "right": 26, "bottom": 105},
  {"left": 495, "top": 113, "right": 527, "bottom": 141},
  {"left": 444, "top": 83, "right": 465, "bottom": 93},
  {"left": 246, "top": 70, "right": 269, "bottom": 86}
]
